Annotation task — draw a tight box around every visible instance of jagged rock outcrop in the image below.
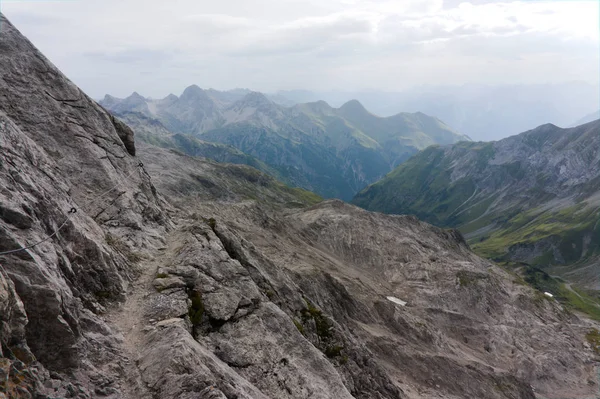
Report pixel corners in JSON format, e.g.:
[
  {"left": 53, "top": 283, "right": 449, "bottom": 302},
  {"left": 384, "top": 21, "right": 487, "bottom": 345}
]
[
  {"left": 138, "top": 142, "right": 600, "bottom": 399},
  {"left": 109, "top": 114, "right": 136, "bottom": 156},
  {"left": 0, "top": 267, "right": 38, "bottom": 398}
]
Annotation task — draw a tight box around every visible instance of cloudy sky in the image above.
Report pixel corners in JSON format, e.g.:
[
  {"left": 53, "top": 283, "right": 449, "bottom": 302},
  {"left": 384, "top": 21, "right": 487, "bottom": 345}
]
[{"left": 2, "top": 0, "right": 598, "bottom": 98}]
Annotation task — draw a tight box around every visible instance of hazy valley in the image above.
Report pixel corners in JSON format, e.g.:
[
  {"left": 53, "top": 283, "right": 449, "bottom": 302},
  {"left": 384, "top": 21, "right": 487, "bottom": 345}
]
[{"left": 100, "top": 89, "right": 468, "bottom": 200}]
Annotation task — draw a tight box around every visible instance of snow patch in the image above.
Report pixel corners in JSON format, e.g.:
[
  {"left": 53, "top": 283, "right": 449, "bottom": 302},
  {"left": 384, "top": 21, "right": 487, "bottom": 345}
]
[{"left": 386, "top": 296, "right": 407, "bottom": 306}]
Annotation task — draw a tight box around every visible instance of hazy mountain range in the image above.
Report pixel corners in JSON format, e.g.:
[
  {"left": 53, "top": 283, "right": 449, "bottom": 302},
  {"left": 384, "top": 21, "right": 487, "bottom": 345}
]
[
  {"left": 572, "top": 110, "right": 600, "bottom": 127},
  {"left": 353, "top": 120, "right": 600, "bottom": 290},
  {"left": 101, "top": 88, "right": 468, "bottom": 200},
  {"left": 271, "top": 83, "right": 599, "bottom": 141}
]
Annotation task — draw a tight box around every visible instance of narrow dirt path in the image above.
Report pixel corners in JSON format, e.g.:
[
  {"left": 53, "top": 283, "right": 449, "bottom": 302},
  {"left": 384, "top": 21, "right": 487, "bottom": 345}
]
[
  {"left": 564, "top": 283, "right": 586, "bottom": 301},
  {"left": 563, "top": 282, "right": 600, "bottom": 309},
  {"left": 104, "top": 231, "right": 178, "bottom": 399}
]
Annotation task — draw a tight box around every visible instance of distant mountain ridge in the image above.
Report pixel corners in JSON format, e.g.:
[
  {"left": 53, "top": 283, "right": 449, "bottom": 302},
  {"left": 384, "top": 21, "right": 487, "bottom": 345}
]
[
  {"left": 101, "top": 87, "right": 469, "bottom": 199},
  {"left": 353, "top": 120, "right": 600, "bottom": 288},
  {"left": 113, "top": 110, "right": 285, "bottom": 180},
  {"left": 572, "top": 110, "right": 600, "bottom": 127},
  {"left": 272, "top": 83, "right": 600, "bottom": 141}
]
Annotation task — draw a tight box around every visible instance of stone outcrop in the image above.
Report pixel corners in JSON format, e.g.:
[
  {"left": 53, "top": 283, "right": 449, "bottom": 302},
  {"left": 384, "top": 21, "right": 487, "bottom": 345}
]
[
  {"left": 139, "top": 140, "right": 600, "bottom": 398},
  {"left": 0, "top": 13, "right": 165, "bottom": 396}
]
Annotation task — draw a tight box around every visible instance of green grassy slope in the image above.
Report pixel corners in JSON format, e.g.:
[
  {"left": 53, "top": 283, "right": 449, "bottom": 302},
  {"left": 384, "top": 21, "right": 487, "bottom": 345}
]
[
  {"left": 135, "top": 130, "right": 283, "bottom": 180},
  {"left": 201, "top": 123, "right": 390, "bottom": 200},
  {"left": 352, "top": 121, "right": 600, "bottom": 288},
  {"left": 351, "top": 144, "right": 486, "bottom": 225}
]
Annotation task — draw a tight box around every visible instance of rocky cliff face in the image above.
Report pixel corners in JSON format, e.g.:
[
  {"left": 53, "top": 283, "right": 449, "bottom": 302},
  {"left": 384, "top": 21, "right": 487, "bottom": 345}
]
[
  {"left": 0, "top": 13, "right": 166, "bottom": 397},
  {"left": 1, "top": 12, "right": 599, "bottom": 399},
  {"left": 353, "top": 121, "right": 600, "bottom": 288}
]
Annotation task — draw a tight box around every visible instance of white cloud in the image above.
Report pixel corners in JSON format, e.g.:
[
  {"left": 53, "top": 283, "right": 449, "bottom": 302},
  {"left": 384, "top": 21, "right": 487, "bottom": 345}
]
[{"left": 2, "top": 0, "right": 597, "bottom": 97}]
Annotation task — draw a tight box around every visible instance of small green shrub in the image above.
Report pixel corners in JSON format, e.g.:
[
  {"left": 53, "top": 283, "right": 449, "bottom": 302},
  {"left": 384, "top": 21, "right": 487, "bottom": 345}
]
[
  {"left": 456, "top": 270, "right": 486, "bottom": 287},
  {"left": 207, "top": 218, "right": 217, "bottom": 230},
  {"left": 292, "top": 319, "right": 305, "bottom": 335},
  {"left": 105, "top": 233, "right": 143, "bottom": 263},
  {"left": 105, "top": 233, "right": 117, "bottom": 247},
  {"left": 156, "top": 273, "right": 169, "bottom": 279},
  {"left": 586, "top": 329, "right": 600, "bottom": 355},
  {"left": 188, "top": 291, "right": 204, "bottom": 326},
  {"left": 301, "top": 299, "right": 332, "bottom": 341},
  {"left": 324, "top": 345, "right": 344, "bottom": 358},
  {"left": 299, "top": 298, "right": 348, "bottom": 360},
  {"left": 126, "top": 251, "right": 143, "bottom": 263}
]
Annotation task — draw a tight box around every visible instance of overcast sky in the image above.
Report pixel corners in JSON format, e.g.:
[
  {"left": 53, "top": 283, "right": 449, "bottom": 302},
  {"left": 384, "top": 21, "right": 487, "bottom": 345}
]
[{"left": 2, "top": 0, "right": 598, "bottom": 98}]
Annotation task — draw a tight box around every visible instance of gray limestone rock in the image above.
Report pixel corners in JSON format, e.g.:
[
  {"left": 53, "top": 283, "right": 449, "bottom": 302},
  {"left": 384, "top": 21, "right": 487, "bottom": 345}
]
[{"left": 0, "top": 12, "right": 166, "bottom": 396}]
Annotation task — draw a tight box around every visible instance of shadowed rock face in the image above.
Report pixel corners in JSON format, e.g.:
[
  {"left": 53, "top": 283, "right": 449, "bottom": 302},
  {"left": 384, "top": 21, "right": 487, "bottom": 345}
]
[
  {"left": 0, "top": 268, "right": 36, "bottom": 397},
  {"left": 109, "top": 114, "right": 136, "bottom": 156},
  {"left": 0, "top": 12, "right": 599, "bottom": 399}
]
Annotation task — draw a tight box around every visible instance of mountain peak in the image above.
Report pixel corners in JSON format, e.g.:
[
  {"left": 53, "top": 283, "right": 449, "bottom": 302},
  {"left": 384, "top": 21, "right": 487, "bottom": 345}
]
[
  {"left": 339, "top": 99, "right": 368, "bottom": 114},
  {"left": 120, "top": 92, "right": 148, "bottom": 108},
  {"left": 121, "top": 91, "right": 146, "bottom": 103},
  {"left": 313, "top": 100, "right": 332, "bottom": 109},
  {"left": 238, "top": 91, "right": 272, "bottom": 107},
  {"left": 180, "top": 84, "right": 209, "bottom": 101},
  {"left": 102, "top": 94, "right": 120, "bottom": 102},
  {"left": 537, "top": 122, "right": 559, "bottom": 129},
  {"left": 100, "top": 94, "right": 121, "bottom": 107},
  {"left": 301, "top": 100, "right": 333, "bottom": 114}
]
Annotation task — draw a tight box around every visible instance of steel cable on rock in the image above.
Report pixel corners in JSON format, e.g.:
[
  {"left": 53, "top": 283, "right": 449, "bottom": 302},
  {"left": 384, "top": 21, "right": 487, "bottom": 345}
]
[
  {"left": 78, "top": 162, "right": 145, "bottom": 210},
  {"left": 0, "top": 162, "right": 144, "bottom": 256}
]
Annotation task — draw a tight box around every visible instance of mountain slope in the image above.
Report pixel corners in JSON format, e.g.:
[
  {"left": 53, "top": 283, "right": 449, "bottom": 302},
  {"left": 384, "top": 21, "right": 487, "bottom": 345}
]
[
  {"left": 115, "top": 110, "right": 283, "bottom": 180},
  {"left": 353, "top": 121, "right": 600, "bottom": 288},
  {"left": 101, "top": 90, "right": 468, "bottom": 200},
  {"left": 141, "top": 138, "right": 600, "bottom": 398},
  {"left": 0, "top": 13, "right": 166, "bottom": 396},
  {"left": 137, "top": 141, "right": 321, "bottom": 206}
]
